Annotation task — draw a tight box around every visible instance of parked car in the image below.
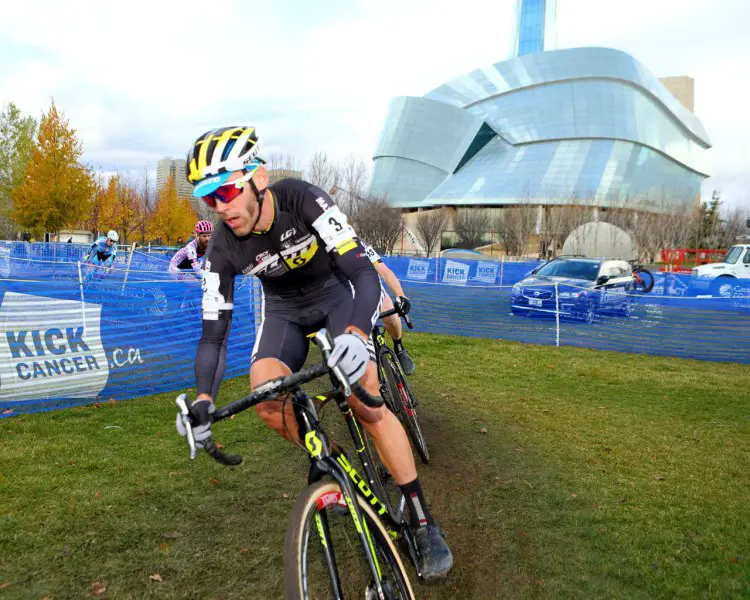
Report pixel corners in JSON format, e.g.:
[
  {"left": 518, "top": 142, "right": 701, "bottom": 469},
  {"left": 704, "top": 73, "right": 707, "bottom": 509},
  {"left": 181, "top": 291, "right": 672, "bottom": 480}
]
[
  {"left": 691, "top": 244, "right": 750, "bottom": 295},
  {"left": 510, "top": 256, "right": 636, "bottom": 323}
]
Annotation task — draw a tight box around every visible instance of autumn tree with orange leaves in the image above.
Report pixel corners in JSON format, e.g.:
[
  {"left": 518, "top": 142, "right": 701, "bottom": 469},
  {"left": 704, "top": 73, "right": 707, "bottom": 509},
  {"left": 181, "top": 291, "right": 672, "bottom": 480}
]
[
  {"left": 90, "top": 174, "right": 149, "bottom": 244},
  {"left": 147, "top": 175, "right": 197, "bottom": 244},
  {"left": 12, "top": 101, "right": 95, "bottom": 237}
]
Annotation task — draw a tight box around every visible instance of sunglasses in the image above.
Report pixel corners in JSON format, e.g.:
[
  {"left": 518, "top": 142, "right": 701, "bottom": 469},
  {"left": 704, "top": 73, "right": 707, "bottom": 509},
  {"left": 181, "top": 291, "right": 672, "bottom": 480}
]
[{"left": 203, "top": 171, "right": 255, "bottom": 208}]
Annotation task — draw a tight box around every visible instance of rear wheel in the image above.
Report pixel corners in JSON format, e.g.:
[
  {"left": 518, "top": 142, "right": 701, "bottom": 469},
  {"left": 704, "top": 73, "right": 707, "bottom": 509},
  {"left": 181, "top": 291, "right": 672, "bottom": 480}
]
[
  {"left": 380, "top": 348, "right": 430, "bottom": 464},
  {"left": 633, "top": 267, "right": 655, "bottom": 293},
  {"left": 284, "top": 481, "right": 415, "bottom": 600}
]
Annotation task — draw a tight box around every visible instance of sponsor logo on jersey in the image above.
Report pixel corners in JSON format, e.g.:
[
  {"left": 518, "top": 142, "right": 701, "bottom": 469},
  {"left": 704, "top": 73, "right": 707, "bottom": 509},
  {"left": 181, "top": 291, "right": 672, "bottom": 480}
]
[
  {"left": 280, "top": 228, "right": 296, "bottom": 241},
  {"left": 315, "top": 197, "right": 329, "bottom": 211}
]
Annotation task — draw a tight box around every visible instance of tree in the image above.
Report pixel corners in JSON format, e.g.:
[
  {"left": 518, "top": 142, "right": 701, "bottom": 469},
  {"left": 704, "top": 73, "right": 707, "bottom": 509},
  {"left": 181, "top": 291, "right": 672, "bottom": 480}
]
[
  {"left": 414, "top": 210, "right": 448, "bottom": 257},
  {"left": 454, "top": 208, "right": 488, "bottom": 249},
  {"left": 349, "top": 196, "right": 402, "bottom": 254},
  {"left": 148, "top": 175, "right": 197, "bottom": 244},
  {"left": 495, "top": 206, "right": 537, "bottom": 257},
  {"left": 12, "top": 101, "right": 95, "bottom": 237},
  {"left": 307, "top": 150, "right": 340, "bottom": 199},
  {"left": 0, "top": 103, "right": 37, "bottom": 238}
]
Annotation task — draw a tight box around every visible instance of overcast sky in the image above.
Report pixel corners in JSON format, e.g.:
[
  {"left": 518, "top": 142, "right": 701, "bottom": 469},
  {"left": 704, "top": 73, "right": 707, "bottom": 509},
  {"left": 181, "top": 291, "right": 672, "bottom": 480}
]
[{"left": 1, "top": 0, "right": 748, "bottom": 207}]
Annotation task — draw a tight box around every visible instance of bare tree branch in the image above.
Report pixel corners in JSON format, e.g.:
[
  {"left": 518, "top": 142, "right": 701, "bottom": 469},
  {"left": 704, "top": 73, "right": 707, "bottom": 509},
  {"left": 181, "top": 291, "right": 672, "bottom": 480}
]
[
  {"left": 349, "top": 195, "right": 402, "bottom": 254},
  {"left": 414, "top": 210, "right": 448, "bottom": 257},
  {"left": 494, "top": 206, "right": 537, "bottom": 257}
]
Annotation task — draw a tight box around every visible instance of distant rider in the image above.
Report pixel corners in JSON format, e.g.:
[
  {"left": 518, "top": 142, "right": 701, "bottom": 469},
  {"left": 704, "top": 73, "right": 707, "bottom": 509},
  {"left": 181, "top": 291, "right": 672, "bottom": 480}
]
[
  {"left": 168, "top": 221, "right": 213, "bottom": 280},
  {"left": 84, "top": 230, "right": 119, "bottom": 270}
]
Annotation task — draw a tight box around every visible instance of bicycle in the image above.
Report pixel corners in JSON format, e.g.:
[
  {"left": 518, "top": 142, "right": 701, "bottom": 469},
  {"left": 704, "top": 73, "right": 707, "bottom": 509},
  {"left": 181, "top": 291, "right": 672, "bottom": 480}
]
[
  {"left": 372, "top": 307, "right": 429, "bottom": 465},
  {"left": 176, "top": 329, "right": 421, "bottom": 599},
  {"left": 629, "top": 259, "right": 655, "bottom": 293}
]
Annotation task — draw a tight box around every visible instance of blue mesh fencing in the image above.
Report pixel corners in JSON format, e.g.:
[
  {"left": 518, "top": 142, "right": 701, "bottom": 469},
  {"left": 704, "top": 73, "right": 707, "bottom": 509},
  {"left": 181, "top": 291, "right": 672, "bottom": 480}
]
[
  {"left": 380, "top": 255, "right": 750, "bottom": 364},
  {"left": 1, "top": 244, "right": 748, "bottom": 416},
  {"left": 0, "top": 243, "right": 254, "bottom": 416}
]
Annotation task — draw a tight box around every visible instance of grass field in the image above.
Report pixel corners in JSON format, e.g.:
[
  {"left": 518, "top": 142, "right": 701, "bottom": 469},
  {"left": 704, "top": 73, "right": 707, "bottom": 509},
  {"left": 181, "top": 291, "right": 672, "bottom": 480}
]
[{"left": 0, "top": 334, "right": 748, "bottom": 599}]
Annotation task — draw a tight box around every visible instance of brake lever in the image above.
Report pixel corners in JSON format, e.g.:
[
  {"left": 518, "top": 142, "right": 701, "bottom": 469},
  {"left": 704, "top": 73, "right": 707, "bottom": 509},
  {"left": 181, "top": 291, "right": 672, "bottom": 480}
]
[
  {"left": 312, "top": 329, "right": 352, "bottom": 397},
  {"left": 175, "top": 393, "right": 197, "bottom": 460}
]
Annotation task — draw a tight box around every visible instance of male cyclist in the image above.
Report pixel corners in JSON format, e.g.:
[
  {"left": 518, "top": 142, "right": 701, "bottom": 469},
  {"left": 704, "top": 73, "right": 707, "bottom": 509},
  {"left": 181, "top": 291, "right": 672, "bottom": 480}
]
[
  {"left": 177, "top": 126, "right": 452, "bottom": 580},
  {"left": 168, "top": 220, "right": 213, "bottom": 280},
  {"left": 83, "top": 230, "right": 118, "bottom": 281},
  {"left": 360, "top": 240, "right": 416, "bottom": 375}
]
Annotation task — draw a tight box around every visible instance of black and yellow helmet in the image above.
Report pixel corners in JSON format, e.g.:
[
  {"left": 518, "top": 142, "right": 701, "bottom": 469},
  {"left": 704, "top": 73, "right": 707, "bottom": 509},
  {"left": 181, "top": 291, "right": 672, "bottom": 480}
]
[{"left": 186, "top": 126, "right": 265, "bottom": 197}]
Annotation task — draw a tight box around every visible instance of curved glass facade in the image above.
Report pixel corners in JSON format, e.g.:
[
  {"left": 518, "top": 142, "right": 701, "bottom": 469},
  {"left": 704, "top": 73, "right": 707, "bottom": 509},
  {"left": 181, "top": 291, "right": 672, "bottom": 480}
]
[{"left": 370, "top": 47, "right": 711, "bottom": 210}]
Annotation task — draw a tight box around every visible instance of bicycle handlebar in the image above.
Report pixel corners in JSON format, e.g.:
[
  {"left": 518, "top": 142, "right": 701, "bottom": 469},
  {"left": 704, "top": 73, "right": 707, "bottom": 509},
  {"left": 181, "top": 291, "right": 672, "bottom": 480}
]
[
  {"left": 176, "top": 328, "right": 384, "bottom": 465},
  {"left": 378, "top": 307, "right": 414, "bottom": 330}
]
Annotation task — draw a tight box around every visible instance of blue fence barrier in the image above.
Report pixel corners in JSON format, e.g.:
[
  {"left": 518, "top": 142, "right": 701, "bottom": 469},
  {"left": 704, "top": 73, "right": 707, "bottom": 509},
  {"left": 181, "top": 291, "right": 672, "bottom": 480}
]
[
  {"left": 1, "top": 244, "right": 748, "bottom": 416},
  {"left": 0, "top": 243, "right": 255, "bottom": 416},
  {"left": 380, "top": 255, "right": 750, "bottom": 364}
]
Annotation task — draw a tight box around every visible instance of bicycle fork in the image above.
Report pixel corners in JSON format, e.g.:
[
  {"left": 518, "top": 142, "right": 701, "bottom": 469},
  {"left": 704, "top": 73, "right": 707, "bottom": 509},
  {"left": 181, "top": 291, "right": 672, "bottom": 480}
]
[{"left": 297, "top": 405, "right": 390, "bottom": 598}]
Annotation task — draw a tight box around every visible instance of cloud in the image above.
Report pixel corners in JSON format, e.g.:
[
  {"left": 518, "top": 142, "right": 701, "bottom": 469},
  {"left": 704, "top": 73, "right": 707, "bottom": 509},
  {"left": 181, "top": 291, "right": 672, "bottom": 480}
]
[{"left": 0, "top": 0, "right": 747, "bottom": 209}]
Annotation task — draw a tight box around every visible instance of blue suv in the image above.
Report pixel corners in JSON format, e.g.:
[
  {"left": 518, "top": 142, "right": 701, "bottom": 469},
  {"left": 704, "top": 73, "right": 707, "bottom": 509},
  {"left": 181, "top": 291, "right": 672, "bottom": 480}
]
[{"left": 510, "top": 257, "right": 636, "bottom": 323}]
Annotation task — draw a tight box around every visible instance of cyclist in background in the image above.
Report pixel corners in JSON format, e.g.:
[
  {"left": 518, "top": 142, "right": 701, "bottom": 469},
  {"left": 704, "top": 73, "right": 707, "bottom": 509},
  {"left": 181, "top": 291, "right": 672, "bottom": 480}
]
[
  {"left": 360, "top": 240, "right": 416, "bottom": 375},
  {"left": 168, "top": 220, "right": 213, "bottom": 280},
  {"left": 84, "top": 230, "right": 119, "bottom": 270}
]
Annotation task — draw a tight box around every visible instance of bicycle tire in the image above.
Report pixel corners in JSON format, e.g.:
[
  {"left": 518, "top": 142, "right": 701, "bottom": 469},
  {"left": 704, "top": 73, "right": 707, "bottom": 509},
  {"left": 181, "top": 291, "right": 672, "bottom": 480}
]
[
  {"left": 633, "top": 266, "right": 655, "bottom": 293},
  {"left": 284, "top": 480, "right": 415, "bottom": 600},
  {"left": 380, "top": 348, "right": 430, "bottom": 464}
]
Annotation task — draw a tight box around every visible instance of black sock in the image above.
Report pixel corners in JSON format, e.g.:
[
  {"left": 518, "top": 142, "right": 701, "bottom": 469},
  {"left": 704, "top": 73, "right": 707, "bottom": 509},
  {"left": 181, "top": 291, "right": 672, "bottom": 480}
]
[
  {"left": 399, "top": 478, "right": 433, "bottom": 528},
  {"left": 393, "top": 337, "right": 404, "bottom": 353}
]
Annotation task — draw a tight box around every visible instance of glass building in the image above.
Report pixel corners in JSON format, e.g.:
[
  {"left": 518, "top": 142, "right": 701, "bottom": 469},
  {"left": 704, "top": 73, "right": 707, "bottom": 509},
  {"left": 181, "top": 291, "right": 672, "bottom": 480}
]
[
  {"left": 512, "top": 0, "right": 557, "bottom": 57},
  {"left": 369, "top": 47, "right": 711, "bottom": 212}
]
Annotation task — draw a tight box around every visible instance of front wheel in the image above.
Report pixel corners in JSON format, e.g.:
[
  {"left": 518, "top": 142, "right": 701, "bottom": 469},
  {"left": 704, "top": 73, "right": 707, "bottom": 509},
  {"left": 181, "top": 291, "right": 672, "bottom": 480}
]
[
  {"left": 380, "top": 348, "right": 430, "bottom": 464},
  {"left": 284, "top": 481, "right": 415, "bottom": 600}
]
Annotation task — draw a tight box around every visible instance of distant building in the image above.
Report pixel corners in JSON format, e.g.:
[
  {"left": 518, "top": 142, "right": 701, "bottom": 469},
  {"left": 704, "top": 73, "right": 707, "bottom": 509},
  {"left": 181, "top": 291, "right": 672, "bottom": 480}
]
[
  {"left": 156, "top": 158, "right": 193, "bottom": 199},
  {"left": 156, "top": 157, "right": 209, "bottom": 217},
  {"left": 658, "top": 76, "right": 695, "bottom": 113}
]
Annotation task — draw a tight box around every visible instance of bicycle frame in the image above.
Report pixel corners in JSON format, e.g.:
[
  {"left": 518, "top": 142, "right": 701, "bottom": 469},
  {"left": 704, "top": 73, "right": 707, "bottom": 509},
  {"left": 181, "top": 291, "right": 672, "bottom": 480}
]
[{"left": 288, "top": 386, "right": 420, "bottom": 592}]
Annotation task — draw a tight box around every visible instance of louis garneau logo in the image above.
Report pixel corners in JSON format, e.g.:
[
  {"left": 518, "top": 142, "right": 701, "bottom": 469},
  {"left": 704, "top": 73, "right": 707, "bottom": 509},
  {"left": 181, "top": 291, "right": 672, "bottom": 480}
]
[{"left": 280, "top": 228, "right": 296, "bottom": 242}]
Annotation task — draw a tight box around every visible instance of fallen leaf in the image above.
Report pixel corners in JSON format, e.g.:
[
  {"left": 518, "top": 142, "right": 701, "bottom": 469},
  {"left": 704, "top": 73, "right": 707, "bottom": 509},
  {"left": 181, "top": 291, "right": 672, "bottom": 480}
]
[
  {"left": 215, "top": 443, "right": 224, "bottom": 450},
  {"left": 91, "top": 581, "right": 106, "bottom": 595},
  {"left": 162, "top": 531, "right": 181, "bottom": 539},
  {"left": 93, "top": 403, "right": 101, "bottom": 409},
  {"left": 210, "top": 478, "right": 219, "bottom": 486},
  {"left": 570, "top": 493, "right": 577, "bottom": 498},
  {"left": 282, "top": 493, "right": 289, "bottom": 499},
  {"left": 654, "top": 475, "right": 665, "bottom": 481},
  {"left": 513, "top": 446, "right": 524, "bottom": 452},
  {"left": 95, "top": 491, "right": 101, "bottom": 498},
  {"left": 0, "top": 583, "right": 10, "bottom": 590},
  {"left": 729, "top": 557, "right": 740, "bottom": 564},
  {"left": 479, "top": 427, "right": 488, "bottom": 434},
  {"left": 159, "top": 543, "right": 169, "bottom": 553},
  {"left": 108, "top": 398, "right": 116, "bottom": 406},
  {"left": 149, "top": 574, "right": 163, "bottom": 583},
  {"left": 229, "top": 415, "right": 236, "bottom": 421},
  {"left": 240, "top": 548, "right": 250, "bottom": 553}
]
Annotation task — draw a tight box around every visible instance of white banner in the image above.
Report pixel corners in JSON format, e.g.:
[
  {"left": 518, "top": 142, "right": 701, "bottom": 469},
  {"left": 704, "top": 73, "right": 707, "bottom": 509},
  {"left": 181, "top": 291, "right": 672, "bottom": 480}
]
[
  {"left": 406, "top": 259, "right": 430, "bottom": 281},
  {"left": 475, "top": 261, "right": 499, "bottom": 284},
  {"left": 0, "top": 292, "right": 109, "bottom": 401},
  {"left": 443, "top": 260, "right": 470, "bottom": 285}
]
